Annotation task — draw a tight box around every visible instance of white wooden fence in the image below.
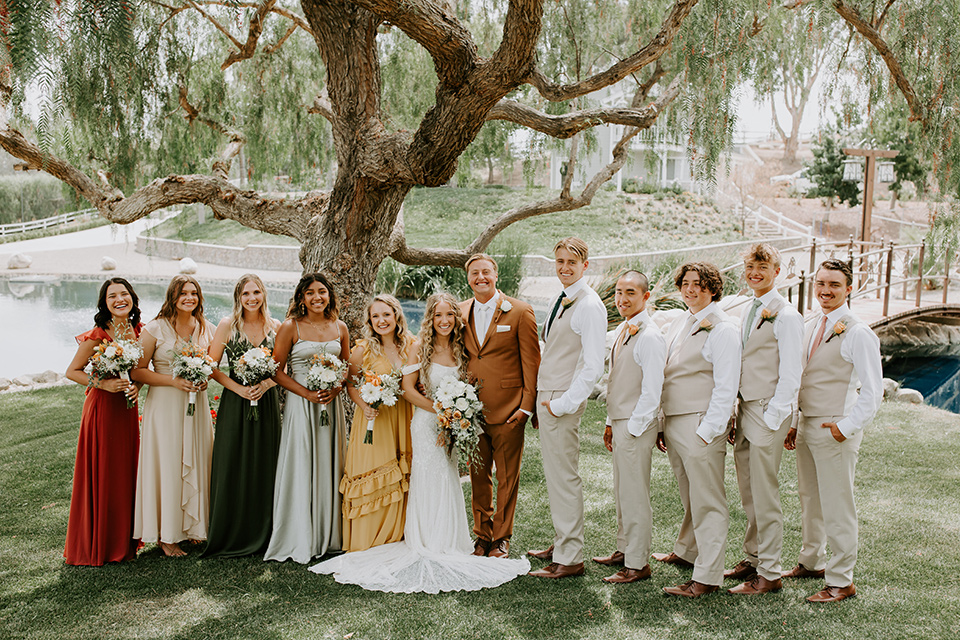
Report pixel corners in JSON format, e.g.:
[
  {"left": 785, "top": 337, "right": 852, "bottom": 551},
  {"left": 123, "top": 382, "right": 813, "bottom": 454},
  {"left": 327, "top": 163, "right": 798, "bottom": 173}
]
[{"left": 0, "top": 208, "right": 100, "bottom": 237}]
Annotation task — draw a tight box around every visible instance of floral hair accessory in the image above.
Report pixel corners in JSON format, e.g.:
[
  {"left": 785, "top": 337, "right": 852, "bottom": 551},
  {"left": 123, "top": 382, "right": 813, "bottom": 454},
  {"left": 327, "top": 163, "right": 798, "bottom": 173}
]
[
  {"left": 825, "top": 320, "right": 846, "bottom": 343},
  {"left": 692, "top": 318, "right": 713, "bottom": 336}
]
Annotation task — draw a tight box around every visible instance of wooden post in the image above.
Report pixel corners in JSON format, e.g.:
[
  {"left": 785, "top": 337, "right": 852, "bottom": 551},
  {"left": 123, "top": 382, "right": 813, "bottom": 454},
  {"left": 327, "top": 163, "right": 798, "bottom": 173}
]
[
  {"left": 807, "top": 238, "right": 817, "bottom": 311},
  {"left": 842, "top": 147, "right": 899, "bottom": 248},
  {"left": 798, "top": 270, "right": 806, "bottom": 314},
  {"left": 876, "top": 237, "right": 885, "bottom": 299},
  {"left": 883, "top": 242, "right": 894, "bottom": 317},
  {"left": 944, "top": 250, "right": 951, "bottom": 305},
  {"left": 916, "top": 239, "right": 925, "bottom": 307}
]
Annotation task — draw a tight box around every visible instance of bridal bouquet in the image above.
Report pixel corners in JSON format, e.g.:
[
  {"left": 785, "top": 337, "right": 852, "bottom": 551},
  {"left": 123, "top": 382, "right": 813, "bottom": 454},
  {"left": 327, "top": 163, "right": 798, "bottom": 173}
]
[
  {"left": 433, "top": 378, "right": 484, "bottom": 468},
  {"left": 354, "top": 370, "right": 403, "bottom": 444},
  {"left": 306, "top": 350, "right": 349, "bottom": 426},
  {"left": 234, "top": 346, "right": 279, "bottom": 420},
  {"left": 84, "top": 335, "right": 143, "bottom": 408},
  {"left": 171, "top": 340, "right": 216, "bottom": 416}
]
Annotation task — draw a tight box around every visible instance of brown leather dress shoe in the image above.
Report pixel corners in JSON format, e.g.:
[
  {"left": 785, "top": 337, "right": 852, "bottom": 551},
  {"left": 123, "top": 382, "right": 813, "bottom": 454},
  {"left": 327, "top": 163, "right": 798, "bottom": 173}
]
[
  {"left": 806, "top": 584, "right": 856, "bottom": 603},
  {"left": 651, "top": 552, "right": 694, "bottom": 568},
  {"left": 592, "top": 551, "right": 625, "bottom": 566},
  {"left": 662, "top": 580, "right": 719, "bottom": 598},
  {"left": 782, "top": 564, "right": 826, "bottom": 579},
  {"left": 472, "top": 539, "right": 491, "bottom": 557},
  {"left": 724, "top": 559, "right": 758, "bottom": 581},
  {"left": 488, "top": 539, "right": 509, "bottom": 559},
  {"left": 528, "top": 562, "right": 585, "bottom": 579},
  {"left": 728, "top": 575, "right": 783, "bottom": 595},
  {"left": 527, "top": 545, "right": 554, "bottom": 561},
  {"left": 602, "top": 565, "right": 652, "bottom": 584}
]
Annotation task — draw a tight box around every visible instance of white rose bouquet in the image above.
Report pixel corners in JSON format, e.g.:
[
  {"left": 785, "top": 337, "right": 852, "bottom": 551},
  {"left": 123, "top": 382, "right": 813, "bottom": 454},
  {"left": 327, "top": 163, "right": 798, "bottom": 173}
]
[
  {"left": 433, "top": 377, "right": 484, "bottom": 468},
  {"left": 171, "top": 340, "right": 216, "bottom": 416},
  {"left": 305, "top": 350, "right": 349, "bottom": 426},
  {"left": 234, "top": 346, "right": 279, "bottom": 420},
  {"left": 354, "top": 369, "right": 403, "bottom": 444},
  {"left": 84, "top": 334, "right": 143, "bottom": 408}
]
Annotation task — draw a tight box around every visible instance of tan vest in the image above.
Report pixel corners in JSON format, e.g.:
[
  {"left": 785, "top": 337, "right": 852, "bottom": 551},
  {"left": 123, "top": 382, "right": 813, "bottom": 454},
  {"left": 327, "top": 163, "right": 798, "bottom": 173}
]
[
  {"left": 538, "top": 292, "right": 586, "bottom": 392},
  {"left": 661, "top": 312, "right": 720, "bottom": 416},
  {"left": 606, "top": 323, "right": 646, "bottom": 420},
  {"left": 739, "top": 297, "right": 787, "bottom": 402},
  {"left": 798, "top": 314, "right": 860, "bottom": 417}
]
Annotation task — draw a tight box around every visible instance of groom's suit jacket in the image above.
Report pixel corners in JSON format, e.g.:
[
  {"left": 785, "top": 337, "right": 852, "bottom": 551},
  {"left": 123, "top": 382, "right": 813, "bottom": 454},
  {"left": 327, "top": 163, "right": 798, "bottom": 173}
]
[{"left": 460, "top": 295, "right": 540, "bottom": 425}]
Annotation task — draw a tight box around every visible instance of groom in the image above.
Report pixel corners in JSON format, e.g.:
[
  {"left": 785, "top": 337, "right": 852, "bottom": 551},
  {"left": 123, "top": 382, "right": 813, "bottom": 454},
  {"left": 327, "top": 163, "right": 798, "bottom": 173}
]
[{"left": 460, "top": 253, "right": 541, "bottom": 559}]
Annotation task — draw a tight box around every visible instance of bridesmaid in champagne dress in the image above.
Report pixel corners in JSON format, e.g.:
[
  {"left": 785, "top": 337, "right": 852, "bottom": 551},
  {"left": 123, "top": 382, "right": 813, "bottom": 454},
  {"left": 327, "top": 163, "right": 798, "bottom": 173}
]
[
  {"left": 264, "top": 273, "right": 350, "bottom": 563},
  {"left": 63, "top": 278, "right": 143, "bottom": 565},
  {"left": 132, "top": 276, "right": 216, "bottom": 557},
  {"left": 340, "top": 294, "right": 414, "bottom": 552},
  {"left": 203, "top": 274, "right": 282, "bottom": 558}
]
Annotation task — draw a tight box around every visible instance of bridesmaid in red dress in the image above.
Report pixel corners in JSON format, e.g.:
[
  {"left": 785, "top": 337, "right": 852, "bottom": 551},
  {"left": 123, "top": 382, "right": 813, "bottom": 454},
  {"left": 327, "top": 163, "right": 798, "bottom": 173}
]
[{"left": 63, "top": 277, "right": 143, "bottom": 565}]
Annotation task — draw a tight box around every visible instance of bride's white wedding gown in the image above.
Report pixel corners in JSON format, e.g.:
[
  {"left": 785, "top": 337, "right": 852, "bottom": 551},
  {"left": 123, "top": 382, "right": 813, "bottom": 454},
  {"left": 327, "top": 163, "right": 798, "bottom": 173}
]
[{"left": 309, "top": 363, "right": 530, "bottom": 593}]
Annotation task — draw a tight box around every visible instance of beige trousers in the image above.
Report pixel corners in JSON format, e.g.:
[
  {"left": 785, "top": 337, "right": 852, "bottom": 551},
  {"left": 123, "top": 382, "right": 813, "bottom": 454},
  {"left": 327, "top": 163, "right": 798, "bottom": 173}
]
[
  {"left": 537, "top": 390, "right": 587, "bottom": 566},
  {"left": 795, "top": 414, "right": 862, "bottom": 587},
  {"left": 611, "top": 419, "right": 657, "bottom": 570},
  {"left": 733, "top": 399, "right": 792, "bottom": 580},
  {"left": 664, "top": 412, "right": 728, "bottom": 586}
]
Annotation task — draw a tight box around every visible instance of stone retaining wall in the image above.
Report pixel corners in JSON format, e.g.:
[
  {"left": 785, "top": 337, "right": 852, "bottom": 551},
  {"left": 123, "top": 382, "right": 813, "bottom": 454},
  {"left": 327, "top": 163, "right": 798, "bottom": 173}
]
[{"left": 136, "top": 236, "right": 301, "bottom": 271}]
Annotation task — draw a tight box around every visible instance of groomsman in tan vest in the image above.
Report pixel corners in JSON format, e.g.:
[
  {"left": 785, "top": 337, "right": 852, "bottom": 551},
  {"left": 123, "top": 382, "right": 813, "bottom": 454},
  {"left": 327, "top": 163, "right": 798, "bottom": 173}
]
[
  {"left": 528, "top": 237, "right": 607, "bottom": 579},
  {"left": 726, "top": 243, "right": 804, "bottom": 595},
  {"left": 783, "top": 259, "right": 882, "bottom": 603},
  {"left": 594, "top": 270, "right": 666, "bottom": 584},
  {"left": 460, "top": 253, "right": 541, "bottom": 559},
  {"left": 654, "top": 262, "right": 740, "bottom": 597}
]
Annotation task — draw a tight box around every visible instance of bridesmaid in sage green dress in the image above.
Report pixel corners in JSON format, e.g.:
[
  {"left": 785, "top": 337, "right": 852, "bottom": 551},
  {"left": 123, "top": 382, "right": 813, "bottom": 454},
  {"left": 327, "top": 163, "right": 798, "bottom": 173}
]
[
  {"left": 264, "top": 273, "right": 351, "bottom": 564},
  {"left": 203, "top": 274, "right": 282, "bottom": 558}
]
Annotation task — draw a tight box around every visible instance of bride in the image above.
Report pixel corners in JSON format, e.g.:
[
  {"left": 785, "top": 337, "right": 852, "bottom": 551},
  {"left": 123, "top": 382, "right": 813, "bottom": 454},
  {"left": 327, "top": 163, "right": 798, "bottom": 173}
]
[{"left": 310, "top": 292, "right": 530, "bottom": 592}]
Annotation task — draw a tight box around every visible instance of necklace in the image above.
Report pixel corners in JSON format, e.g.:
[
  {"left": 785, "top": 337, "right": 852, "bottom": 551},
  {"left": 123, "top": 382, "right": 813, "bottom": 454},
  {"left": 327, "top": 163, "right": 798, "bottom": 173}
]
[{"left": 306, "top": 316, "right": 329, "bottom": 338}]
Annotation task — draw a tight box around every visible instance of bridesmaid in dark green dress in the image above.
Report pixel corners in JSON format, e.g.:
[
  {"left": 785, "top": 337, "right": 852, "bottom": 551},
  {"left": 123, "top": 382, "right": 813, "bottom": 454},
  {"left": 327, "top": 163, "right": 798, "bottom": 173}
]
[{"left": 203, "top": 274, "right": 282, "bottom": 558}]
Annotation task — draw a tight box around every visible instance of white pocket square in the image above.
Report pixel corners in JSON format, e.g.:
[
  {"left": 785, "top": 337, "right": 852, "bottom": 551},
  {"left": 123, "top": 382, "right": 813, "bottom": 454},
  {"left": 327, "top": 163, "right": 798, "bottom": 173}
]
[{"left": 496, "top": 324, "right": 511, "bottom": 332}]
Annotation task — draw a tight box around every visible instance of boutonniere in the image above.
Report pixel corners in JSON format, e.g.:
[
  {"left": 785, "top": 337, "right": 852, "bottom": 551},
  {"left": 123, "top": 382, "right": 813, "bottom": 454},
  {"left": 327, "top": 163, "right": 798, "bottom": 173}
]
[
  {"left": 558, "top": 296, "right": 576, "bottom": 319},
  {"left": 824, "top": 320, "right": 846, "bottom": 343},
  {"left": 756, "top": 308, "right": 778, "bottom": 330},
  {"left": 692, "top": 318, "right": 713, "bottom": 336},
  {"left": 622, "top": 322, "right": 642, "bottom": 346},
  {"left": 498, "top": 295, "right": 512, "bottom": 313}
]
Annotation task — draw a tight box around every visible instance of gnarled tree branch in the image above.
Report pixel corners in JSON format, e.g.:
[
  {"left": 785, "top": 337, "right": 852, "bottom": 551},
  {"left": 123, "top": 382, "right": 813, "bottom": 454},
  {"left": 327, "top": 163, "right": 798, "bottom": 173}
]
[
  {"left": 221, "top": 0, "right": 277, "bottom": 70},
  {"left": 351, "top": 0, "right": 478, "bottom": 85},
  {"left": 307, "top": 89, "right": 335, "bottom": 123},
  {"left": 177, "top": 85, "right": 246, "bottom": 181},
  {"left": 391, "top": 74, "right": 684, "bottom": 267},
  {"left": 831, "top": 0, "right": 924, "bottom": 122},
  {"left": 0, "top": 125, "right": 315, "bottom": 238},
  {"left": 525, "top": 0, "right": 698, "bottom": 102}
]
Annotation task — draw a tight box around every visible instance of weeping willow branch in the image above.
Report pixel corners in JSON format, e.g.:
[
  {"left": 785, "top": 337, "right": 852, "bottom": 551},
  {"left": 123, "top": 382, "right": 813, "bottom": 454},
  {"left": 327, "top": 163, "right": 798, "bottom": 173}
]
[{"left": 177, "top": 84, "right": 246, "bottom": 180}]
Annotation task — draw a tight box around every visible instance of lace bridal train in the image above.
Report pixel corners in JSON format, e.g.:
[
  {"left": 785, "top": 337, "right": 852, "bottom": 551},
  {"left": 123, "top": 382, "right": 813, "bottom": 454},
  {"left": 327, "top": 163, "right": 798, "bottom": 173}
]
[{"left": 310, "top": 363, "right": 529, "bottom": 593}]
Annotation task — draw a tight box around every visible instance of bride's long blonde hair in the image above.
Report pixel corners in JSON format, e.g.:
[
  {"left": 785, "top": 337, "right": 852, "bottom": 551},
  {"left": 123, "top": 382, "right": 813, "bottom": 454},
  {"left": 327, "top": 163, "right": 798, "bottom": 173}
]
[{"left": 416, "top": 292, "right": 469, "bottom": 392}]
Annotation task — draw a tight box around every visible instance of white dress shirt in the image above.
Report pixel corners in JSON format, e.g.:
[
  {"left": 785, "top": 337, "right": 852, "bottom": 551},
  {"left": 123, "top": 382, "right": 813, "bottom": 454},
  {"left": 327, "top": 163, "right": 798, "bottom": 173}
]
[
  {"left": 810, "top": 304, "right": 883, "bottom": 438},
  {"left": 548, "top": 277, "right": 608, "bottom": 417},
  {"left": 472, "top": 293, "right": 499, "bottom": 348},
  {"left": 743, "top": 290, "right": 804, "bottom": 430},
  {"left": 606, "top": 310, "right": 666, "bottom": 437},
  {"left": 681, "top": 302, "right": 741, "bottom": 443}
]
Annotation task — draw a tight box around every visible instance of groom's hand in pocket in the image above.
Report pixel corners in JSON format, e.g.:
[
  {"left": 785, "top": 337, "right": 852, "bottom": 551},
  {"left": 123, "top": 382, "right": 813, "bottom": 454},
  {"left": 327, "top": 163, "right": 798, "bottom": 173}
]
[{"left": 505, "top": 409, "right": 528, "bottom": 429}]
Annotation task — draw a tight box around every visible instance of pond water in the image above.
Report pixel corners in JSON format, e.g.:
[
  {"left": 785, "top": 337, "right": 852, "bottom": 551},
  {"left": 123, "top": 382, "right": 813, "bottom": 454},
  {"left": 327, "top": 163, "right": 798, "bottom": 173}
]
[
  {"left": 883, "top": 355, "right": 960, "bottom": 415},
  {"left": 0, "top": 277, "right": 424, "bottom": 379}
]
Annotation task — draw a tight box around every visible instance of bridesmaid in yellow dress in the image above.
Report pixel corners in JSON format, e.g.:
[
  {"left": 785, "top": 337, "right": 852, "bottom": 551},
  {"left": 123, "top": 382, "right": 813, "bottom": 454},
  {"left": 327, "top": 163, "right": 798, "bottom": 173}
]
[
  {"left": 340, "top": 294, "right": 416, "bottom": 552},
  {"left": 131, "top": 276, "right": 216, "bottom": 557}
]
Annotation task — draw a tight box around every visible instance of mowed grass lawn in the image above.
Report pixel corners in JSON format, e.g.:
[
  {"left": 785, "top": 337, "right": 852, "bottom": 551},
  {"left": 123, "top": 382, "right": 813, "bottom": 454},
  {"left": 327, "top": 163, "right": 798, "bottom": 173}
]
[{"left": 1, "top": 386, "right": 958, "bottom": 640}]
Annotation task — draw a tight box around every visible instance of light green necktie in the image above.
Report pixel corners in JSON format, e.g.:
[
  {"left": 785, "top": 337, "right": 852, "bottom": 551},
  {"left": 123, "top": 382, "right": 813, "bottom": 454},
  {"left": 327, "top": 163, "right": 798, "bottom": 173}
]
[{"left": 743, "top": 298, "right": 763, "bottom": 347}]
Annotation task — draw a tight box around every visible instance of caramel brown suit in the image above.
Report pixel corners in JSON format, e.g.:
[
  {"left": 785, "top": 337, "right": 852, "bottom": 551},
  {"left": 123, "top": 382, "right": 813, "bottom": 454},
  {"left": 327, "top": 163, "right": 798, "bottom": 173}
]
[{"left": 460, "top": 295, "right": 540, "bottom": 544}]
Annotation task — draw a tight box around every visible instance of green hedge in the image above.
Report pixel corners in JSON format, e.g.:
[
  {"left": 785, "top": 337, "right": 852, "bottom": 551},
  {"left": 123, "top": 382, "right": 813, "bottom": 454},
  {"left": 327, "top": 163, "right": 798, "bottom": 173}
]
[{"left": 0, "top": 175, "right": 75, "bottom": 224}]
